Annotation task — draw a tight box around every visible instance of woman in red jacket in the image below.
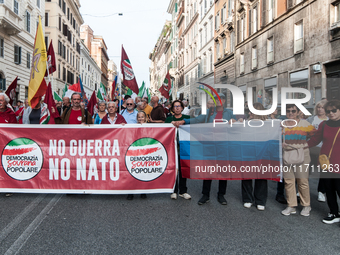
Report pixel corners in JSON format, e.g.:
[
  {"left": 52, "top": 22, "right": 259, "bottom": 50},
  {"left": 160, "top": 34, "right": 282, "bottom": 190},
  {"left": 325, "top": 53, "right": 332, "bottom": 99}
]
[{"left": 308, "top": 100, "right": 340, "bottom": 224}]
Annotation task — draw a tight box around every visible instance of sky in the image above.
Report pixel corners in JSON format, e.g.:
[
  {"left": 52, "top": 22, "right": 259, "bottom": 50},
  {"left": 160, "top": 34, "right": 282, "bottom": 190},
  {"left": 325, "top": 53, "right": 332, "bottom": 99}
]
[{"left": 79, "top": 0, "right": 171, "bottom": 88}]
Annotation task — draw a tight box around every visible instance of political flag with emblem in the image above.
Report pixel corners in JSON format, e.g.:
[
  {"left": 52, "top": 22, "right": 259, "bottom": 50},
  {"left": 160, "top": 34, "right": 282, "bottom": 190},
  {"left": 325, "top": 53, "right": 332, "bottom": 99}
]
[
  {"left": 159, "top": 71, "right": 171, "bottom": 99},
  {"left": 28, "top": 16, "right": 47, "bottom": 109},
  {"left": 137, "top": 81, "right": 146, "bottom": 97},
  {"left": 45, "top": 40, "right": 56, "bottom": 77},
  {"left": 5, "top": 77, "right": 18, "bottom": 106},
  {"left": 121, "top": 46, "right": 139, "bottom": 94},
  {"left": 97, "top": 83, "right": 107, "bottom": 101},
  {"left": 111, "top": 74, "right": 118, "bottom": 100}
]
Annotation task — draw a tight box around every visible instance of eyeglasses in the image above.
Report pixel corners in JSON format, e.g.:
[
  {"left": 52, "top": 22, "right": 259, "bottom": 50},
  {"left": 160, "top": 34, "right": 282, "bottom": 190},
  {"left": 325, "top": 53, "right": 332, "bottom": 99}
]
[
  {"left": 126, "top": 103, "right": 133, "bottom": 106},
  {"left": 173, "top": 105, "right": 182, "bottom": 108},
  {"left": 286, "top": 110, "right": 297, "bottom": 113},
  {"left": 326, "top": 109, "right": 338, "bottom": 114}
]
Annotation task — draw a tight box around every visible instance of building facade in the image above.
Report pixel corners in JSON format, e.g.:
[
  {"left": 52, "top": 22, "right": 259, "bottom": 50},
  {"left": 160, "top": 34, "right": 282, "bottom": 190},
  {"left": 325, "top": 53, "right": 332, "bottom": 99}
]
[
  {"left": 45, "top": 0, "right": 83, "bottom": 96},
  {"left": 80, "top": 24, "right": 109, "bottom": 88},
  {"left": 80, "top": 40, "right": 101, "bottom": 98},
  {"left": 0, "top": 0, "right": 45, "bottom": 101}
]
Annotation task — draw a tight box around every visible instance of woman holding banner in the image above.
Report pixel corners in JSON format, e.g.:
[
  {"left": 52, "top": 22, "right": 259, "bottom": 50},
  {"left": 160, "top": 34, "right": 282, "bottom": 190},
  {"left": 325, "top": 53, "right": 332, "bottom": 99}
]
[
  {"left": 281, "top": 104, "right": 315, "bottom": 216},
  {"left": 242, "top": 103, "right": 268, "bottom": 211},
  {"left": 308, "top": 100, "right": 340, "bottom": 224},
  {"left": 93, "top": 101, "right": 107, "bottom": 124}
]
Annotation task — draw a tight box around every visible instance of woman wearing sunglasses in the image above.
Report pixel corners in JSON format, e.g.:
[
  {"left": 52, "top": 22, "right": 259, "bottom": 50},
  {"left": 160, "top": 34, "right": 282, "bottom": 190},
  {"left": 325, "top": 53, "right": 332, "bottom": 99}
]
[
  {"left": 308, "top": 100, "right": 340, "bottom": 224},
  {"left": 281, "top": 104, "right": 315, "bottom": 216}
]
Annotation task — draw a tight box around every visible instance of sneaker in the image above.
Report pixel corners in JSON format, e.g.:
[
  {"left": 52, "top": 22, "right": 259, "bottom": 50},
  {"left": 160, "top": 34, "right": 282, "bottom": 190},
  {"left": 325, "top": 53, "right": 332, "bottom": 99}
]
[
  {"left": 281, "top": 207, "right": 296, "bottom": 216},
  {"left": 217, "top": 195, "right": 227, "bottom": 205},
  {"left": 318, "top": 192, "right": 326, "bottom": 202},
  {"left": 244, "top": 202, "right": 252, "bottom": 208},
  {"left": 300, "top": 206, "right": 311, "bottom": 216},
  {"left": 322, "top": 213, "right": 340, "bottom": 224},
  {"left": 257, "top": 205, "right": 265, "bottom": 211},
  {"left": 140, "top": 194, "right": 147, "bottom": 199},
  {"left": 127, "top": 194, "right": 134, "bottom": 200},
  {"left": 179, "top": 193, "right": 191, "bottom": 200},
  {"left": 198, "top": 195, "right": 210, "bottom": 205},
  {"left": 170, "top": 193, "right": 177, "bottom": 200},
  {"left": 275, "top": 195, "right": 287, "bottom": 204}
]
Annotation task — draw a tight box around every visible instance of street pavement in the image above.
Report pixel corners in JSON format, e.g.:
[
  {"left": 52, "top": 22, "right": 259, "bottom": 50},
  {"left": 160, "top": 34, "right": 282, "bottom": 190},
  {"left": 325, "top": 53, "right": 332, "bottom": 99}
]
[{"left": 0, "top": 177, "right": 339, "bottom": 255}]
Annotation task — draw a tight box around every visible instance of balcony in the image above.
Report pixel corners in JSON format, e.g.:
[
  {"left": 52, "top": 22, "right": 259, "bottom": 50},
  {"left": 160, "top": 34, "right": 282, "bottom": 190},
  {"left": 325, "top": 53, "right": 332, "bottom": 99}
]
[{"left": 0, "top": 4, "right": 22, "bottom": 35}]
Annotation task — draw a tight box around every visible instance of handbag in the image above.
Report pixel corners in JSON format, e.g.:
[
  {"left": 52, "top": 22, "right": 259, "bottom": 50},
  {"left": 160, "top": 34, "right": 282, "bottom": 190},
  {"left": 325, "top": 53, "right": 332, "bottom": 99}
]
[
  {"left": 283, "top": 130, "right": 305, "bottom": 165},
  {"left": 319, "top": 127, "right": 340, "bottom": 170}
]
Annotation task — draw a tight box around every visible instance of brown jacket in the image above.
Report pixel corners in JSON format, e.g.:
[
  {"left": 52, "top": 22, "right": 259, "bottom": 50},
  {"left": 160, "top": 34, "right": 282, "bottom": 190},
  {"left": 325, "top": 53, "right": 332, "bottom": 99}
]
[{"left": 55, "top": 107, "right": 92, "bottom": 124}]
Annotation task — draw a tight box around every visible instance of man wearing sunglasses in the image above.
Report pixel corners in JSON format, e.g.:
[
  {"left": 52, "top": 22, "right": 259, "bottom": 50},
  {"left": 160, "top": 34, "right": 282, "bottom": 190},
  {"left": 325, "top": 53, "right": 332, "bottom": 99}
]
[
  {"left": 121, "top": 98, "right": 137, "bottom": 124},
  {"left": 308, "top": 100, "right": 340, "bottom": 224}
]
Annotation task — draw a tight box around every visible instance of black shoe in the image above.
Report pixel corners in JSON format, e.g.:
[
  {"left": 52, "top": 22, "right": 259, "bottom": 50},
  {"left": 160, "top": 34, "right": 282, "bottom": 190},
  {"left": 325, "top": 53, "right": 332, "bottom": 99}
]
[
  {"left": 322, "top": 213, "right": 340, "bottom": 224},
  {"left": 217, "top": 195, "right": 227, "bottom": 205},
  {"left": 127, "top": 194, "right": 134, "bottom": 200},
  {"left": 198, "top": 195, "right": 210, "bottom": 205},
  {"left": 140, "top": 194, "right": 147, "bottom": 199},
  {"left": 275, "top": 195, "right": 287, "bottom": 204}
]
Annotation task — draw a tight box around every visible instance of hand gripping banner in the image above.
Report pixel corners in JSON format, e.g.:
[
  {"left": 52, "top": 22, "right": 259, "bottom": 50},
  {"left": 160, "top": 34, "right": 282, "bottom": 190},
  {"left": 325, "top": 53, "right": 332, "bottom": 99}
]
[{"left": 0, "top": 124, "right": 177, "bottom": 194}]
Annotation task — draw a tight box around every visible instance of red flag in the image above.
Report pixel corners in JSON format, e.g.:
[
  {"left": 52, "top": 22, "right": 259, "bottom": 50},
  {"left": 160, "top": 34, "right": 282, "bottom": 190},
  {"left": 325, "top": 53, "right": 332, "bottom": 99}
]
[
  {"left": 44, "top": 82, "right": 60, "bottom": 121},
  {"left": 159, "top": 71, "right": 171, "bottom": 99},
  {"left": 5, "top": 77, "right": 18, "bottom": 106},
  {"left": 87, "top": 91, "right": 97, "bottom": 116},
  {"left": 121, "top": 46, "right": 139, "bottom": 94},
  {"left": 45, "top": 40, "right": 56, "bottom": 77}
]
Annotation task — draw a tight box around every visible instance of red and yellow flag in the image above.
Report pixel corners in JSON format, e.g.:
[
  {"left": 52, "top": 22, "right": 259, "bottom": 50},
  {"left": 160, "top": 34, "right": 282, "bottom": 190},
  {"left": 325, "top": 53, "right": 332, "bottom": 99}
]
[{"left": 28, "top": 16, "right": 47, "bottom": 108}]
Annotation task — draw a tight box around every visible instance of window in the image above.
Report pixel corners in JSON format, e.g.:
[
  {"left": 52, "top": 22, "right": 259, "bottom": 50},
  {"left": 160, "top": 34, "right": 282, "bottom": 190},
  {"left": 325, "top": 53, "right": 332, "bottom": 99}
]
[
  {"left": 26, "top": 53, "right": 30, "bottom": 69},
  {"left": 14, "top": 45, "right": 21, "bottom": 65},
  {"left": 45, "top": 13, "right": 48, "bottom": 26},
  {"left": 215, "top": 12, "right": 220, "bottom": 30},
  {"left": 268, "top": 0, "right": 274, "bottom": 23},
  {"left": 290, "top": 69, "right": 308, "bottom": 99},
  {"left": 0, "top": 38, "right": 4, "bottom": 58},
  {"left": 58, "top": 64, "right": 60, "bottom": 79},
  {"left": 37, "top": 0, "right": 40, "bottom": 8},
  {"left": 25, "top": 11, "right": 30, "bottom": 33},
  {"left": 58, "top": 40, "right": 62, "bottom": 56},
  {"left": 14, "top": 0, "right": 19, "bottom": 15},
  {"left": 59, "top": 16, "right": 61, "bottom": 31},
  {"left": 335, "top": 2, "right": 340, "bottom": 23},
  {"left": 223, "top": 37, "right": 227, "bottom": 55},
  {"left": 62, "top": 0, "right": 66, "bottom": 14},
  {"left": 253, "top": 7, "right": 257, "bottom": 33},
  {"left": 62, "top": 45, "right": 66, "bottom": 59},
  {"left": 230, "top": 32, "right": 235, "bottom": 52},
  {"left": 59, "top": 0, "right": 61, "bottom": 8},
  {"left": 210, "top": 18, "right": 213, "bottom": 38},
  {"left": 240, "top": 17, "right": 244, "bottom": 42},
  {"left": 204, "top": 24, "right": 207, "bottom": 44},
  {"left": 228, "top": 0, "right": 234, "bottom": 17},
  {"left": 294, "top": 21, "right": 303, "bottom": 53},
  {"left": 267, "top": 37, "right": 274, "bottom": 63},
  {"left": 67, "top": 8, "right": 69, "bottom": 20},
  {"left": 252, "top": 46, "right": 257, "bottom": 69},
  {"left": 240, "top": 53, "right": 244, "bottom": 74},
  {"left": 216, "top": 42, "right": 220, "bottom": 59},
  {"left": 221, "top": 5, "right": 226, "bottom": 24},
  {"left": 63, "top": 67, "right": 66, "bottom": 82},
  {"left": 45, "top": 36, "right": 48, "bottom": 50}
]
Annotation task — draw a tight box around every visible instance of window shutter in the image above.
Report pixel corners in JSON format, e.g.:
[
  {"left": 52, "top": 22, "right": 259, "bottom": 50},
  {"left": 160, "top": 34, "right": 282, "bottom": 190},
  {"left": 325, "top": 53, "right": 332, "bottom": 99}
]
[
  {"left": 19, "top": 47, "right": 21, "bottom": 64},
  {"left": 249, "top": 9, "right": 252, "bottom": 36},
  {"left": 287, "top": 0, "right": 293, "bottom": 9},
  {"left": 237, "top": 19, "right": 240, "bottom": 44},
  {"left": 262, "top": 0, "right": 267, "bottom": 27}
]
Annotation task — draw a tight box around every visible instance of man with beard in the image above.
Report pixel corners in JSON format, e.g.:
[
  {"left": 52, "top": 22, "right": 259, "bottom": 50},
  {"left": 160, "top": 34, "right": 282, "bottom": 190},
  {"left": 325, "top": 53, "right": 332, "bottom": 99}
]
[
  {"left": 0, "top": 93, "right": 17, "bottom": 123},
  {"left": 149, "top": 96, "right": 165, "bottom": 123},
  {"left": 56, "top": 93, "right": 92, "bottom": 124},
  {"left": 121, "top": 98, "right": 137, "bottom": 124}
]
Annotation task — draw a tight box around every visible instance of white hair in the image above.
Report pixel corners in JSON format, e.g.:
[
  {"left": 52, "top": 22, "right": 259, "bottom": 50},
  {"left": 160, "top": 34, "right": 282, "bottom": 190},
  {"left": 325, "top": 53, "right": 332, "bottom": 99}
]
[
  {"left": 107, "top": 101, "right": 117, "bottom": 108},
  {"left": 0, "top": 93, "right": 10, "bottom": 103}
]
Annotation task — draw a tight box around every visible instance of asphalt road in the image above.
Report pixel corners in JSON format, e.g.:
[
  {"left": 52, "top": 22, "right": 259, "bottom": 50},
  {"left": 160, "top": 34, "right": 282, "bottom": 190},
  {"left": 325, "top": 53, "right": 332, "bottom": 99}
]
[{"left": 1, "top": 177, "right": 339, "bottom": 255}]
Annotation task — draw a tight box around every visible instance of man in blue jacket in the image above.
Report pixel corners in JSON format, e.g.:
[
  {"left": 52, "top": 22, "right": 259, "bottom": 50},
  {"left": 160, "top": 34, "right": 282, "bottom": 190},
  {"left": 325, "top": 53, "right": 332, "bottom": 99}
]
[{"left": 173, "top": 93, "right": 236, "bottom": 205}]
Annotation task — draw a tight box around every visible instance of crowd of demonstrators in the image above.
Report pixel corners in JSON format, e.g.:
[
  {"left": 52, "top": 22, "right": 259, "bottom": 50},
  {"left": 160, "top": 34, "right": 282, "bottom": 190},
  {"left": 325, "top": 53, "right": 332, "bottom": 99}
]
[
  {"left": 149, "top": 96, "right": 165, "bottom": 123},
  {"left": 16, "top": 99, "right": 28, "bottom": 124},
  {"left": 55, "top": 93, "right": 92, "bottom": 124},
  {"left": 242, "top": 103, "right": 268, "bottom": 211},
  {"left": 136, "top": 101, "right": 145, "bottom": 112},
  {"left": 307, "top": 99, "right": 328, "bottom": 202},
  {"left": 173, "top": 93, "right": 236, "bottom": 206},
  {"left": 281, "top": 104, "right": 316, "bottom": 216},
  {"left": 142, "top": 97, "right": 153, "bottom": 120},
  {"left": 308, "top": 100, "right": 340, "bottom": 224},
  {"left": 165, "top": 100, "right": 191, "bottom": 200},
  {"left": 93, "top": 101, "right": 107, "bottom": 124},
  {"left": 121, "top": 98, "right": 137, "bottom": 124},
  {"left": 101, "top": 101, "right": 126, "bottom": 125}
]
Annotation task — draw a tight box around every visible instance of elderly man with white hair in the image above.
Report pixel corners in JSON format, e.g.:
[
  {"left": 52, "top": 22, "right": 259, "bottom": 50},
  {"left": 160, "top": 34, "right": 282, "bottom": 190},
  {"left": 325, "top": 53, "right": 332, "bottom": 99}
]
[
  {"left": 121, "top": 98, "right": 137, "bottom": 124},
  {"left": 0, "top": 93, "right": 17, "bottom": 123},
  {"left": 101, "top": 101, "right": 127, "bottom": 125}
]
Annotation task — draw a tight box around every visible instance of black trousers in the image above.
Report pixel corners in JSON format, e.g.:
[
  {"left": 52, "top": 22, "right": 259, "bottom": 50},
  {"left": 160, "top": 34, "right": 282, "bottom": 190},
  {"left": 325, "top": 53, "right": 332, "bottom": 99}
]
[
  {"left": 202, "top": 180, "right": 227, "bottom": 197},
  {"left": 242, "top": 179, "right": 268, "bottom": 206},
  {"left": 324, "top": 176, "right": 340, "bottom": 215},
  {"left": 174, "top": 167, "right": 187, "bottom": 194}
]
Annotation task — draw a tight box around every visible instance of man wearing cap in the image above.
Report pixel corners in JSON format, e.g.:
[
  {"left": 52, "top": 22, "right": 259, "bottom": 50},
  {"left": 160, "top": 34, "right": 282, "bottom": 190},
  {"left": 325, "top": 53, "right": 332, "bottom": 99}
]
[{"left": 173, "top": 92, "right": 236, "bottom": 205}]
